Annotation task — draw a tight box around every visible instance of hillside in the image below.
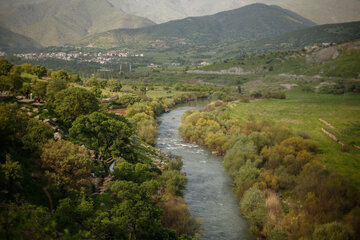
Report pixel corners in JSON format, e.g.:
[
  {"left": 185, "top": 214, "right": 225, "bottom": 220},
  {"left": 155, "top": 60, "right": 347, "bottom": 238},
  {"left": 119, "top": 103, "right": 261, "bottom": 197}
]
[
  {"left": 108, "top": 0, "right": 360, "bottom": 24},
  {"left": 0, "top": 26, "right": 42, "bottom": 51},
  {"left": 77, "top": 4, "right": 316, "bottom": 48},
  {"left": 200, "top": 39, "right": 360, "bottom": 79},
  {"left": 218, "top": 21, "right": 360, "bottom": 58},
  {"left": 0, "top": 0, "right": 155, "bottom": 47},
  {"left": 256, "top": 21, "right": 360, "bottom": 50}
]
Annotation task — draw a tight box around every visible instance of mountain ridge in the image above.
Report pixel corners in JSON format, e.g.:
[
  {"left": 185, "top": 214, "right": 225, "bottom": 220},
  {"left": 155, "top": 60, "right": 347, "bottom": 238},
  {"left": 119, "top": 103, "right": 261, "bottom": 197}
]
[
  {"left": 108, "top": 0, "right": 360, "bottom": 24},
  {"left": 0, "top": 0, "right": 155, "bottom": 47},
  {"left": 77, "top": 4, "right": 316, "bottom": 48}
]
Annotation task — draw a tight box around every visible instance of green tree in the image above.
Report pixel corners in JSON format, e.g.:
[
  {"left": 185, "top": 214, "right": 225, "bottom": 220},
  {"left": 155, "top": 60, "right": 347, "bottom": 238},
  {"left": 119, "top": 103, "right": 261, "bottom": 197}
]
[
  {"left": 0, "top": 154, "right": 22, "bottom": 190},
  {"left": 86, "top": 77, "right": 99, "bottom": 87},
  {"left": 55, "top": 191, "right": 94, "bottom": 234},
  {"left": 107, "top": 79, "right": 122, "bottom": 92},
  {"left": 54, "top": 87, "right": 99, "bottom": 124},
  {"left": 160, "top": 170, "right": 187, "bottom": 196},
  {"left": 41, "top": 139, "right": 93, "bottom": 194},
  {"left": 69, "top": 112, "right": 134, "bottom": 163},
  {"left": 70, "top": 74, "right": 81, "bottom": 83},
  {"left": 46, "top": 78, "right": 67, "bottom": 102},
  {"left": 109, "top": 180, "right": 174, "bottom": 239},
  {"left": 0, "top": 103, "right": 27, "bottom": 151},
  {"left": 0, "top": 58, "right": 13, "bottom": 76},
  {"left": 31, "top": 65, "right": 47, "bottom": 79},
  {"left": 312, "top": 222, "right": 355, "bottom": 240},
  {"left": 32, "top": 81, "right": 48, "bottom": 100},
  {"left": 51, "top": 69, "right": 70, "bottom": 82},
  {"left": 240, "top": 187, "right": 267, "bottom": 234},
  {"left": 20, "top": 63, "right": 33, "bottom": 73},
  {"left": 22, "top": 119, "right": 53, "bottom": 152},
  {"left": 7, "top": 72, "right": 23, "bottom": 95},
  {"left": 0, "top": 201, "right": 57, "bottom": 239}
]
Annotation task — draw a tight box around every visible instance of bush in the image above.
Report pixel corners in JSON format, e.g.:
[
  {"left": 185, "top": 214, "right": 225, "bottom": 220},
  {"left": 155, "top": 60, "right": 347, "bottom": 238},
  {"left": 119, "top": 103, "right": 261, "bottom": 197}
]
[
  {"left": 240, "top": 187, "right": 267, "bottom": 234},
  {"left": 160, "top": 170, "right": 187, "bottom": 196},
  {"left": 312, "top": 222, "right": 355, "bottom": 240}
]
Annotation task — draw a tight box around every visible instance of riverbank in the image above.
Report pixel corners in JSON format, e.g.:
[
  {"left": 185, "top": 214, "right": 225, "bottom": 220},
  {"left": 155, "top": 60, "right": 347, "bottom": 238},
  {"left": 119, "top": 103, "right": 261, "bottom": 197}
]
[
  {"left": 156, "top": 104, "right": 254, "bottom": 239},
  {"left": 178, "top": 100, "right": 359, "bottom": 239}
]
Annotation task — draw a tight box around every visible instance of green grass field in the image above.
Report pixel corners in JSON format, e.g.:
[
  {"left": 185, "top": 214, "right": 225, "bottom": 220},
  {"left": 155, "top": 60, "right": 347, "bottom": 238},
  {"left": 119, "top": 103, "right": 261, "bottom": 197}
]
[{"left": 228, "top": 89, "right": 360, "bottom": 187}]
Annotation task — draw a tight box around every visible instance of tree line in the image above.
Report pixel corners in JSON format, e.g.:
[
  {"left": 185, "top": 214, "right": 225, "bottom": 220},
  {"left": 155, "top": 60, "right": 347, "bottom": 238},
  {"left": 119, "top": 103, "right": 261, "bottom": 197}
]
[{"left": 179, "top": 102, "right": 359, "bottom": 240}]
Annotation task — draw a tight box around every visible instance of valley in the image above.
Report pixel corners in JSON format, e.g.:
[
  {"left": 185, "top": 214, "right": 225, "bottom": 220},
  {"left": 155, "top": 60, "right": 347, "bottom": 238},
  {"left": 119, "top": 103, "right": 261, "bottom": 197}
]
[{"left": 1, "top": 1, "right": 360, "bottom": 240}]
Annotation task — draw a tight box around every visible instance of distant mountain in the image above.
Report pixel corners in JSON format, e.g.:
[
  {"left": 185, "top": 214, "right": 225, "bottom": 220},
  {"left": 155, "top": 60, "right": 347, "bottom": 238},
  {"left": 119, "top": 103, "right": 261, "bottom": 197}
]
[
  {"left": 0, "top": 26, "right": 42, "bottom": 51},
  {"left": 0, "top": 0, "right": 155, "bottom": 47},
  {"left": 255, "top": 21, "right": 360, "bottom": 50},
  {"left": 108, "top": 0, "right": 360, "bottom": 24},
  {"left": 78, "top": 4, "right": 316, "bottom": 48}
]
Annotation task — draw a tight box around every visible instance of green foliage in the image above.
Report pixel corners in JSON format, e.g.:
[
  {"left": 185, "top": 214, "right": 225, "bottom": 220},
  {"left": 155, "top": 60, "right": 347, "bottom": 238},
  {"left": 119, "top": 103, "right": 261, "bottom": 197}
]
[
  {"left": 160, "top": 170, "right": 187, "bottom": 196},
  {"left": 113, "top": 95, "right": 141, "bottom": 108},
  {"left": 86, "top": 77, "right": 99, "bottom": 87},
  {"left": 0, "top": 103, "right": 27, "bottom": 151},
  {"left": 31, "top": 65, "right": 47, "bottom": 79},
  {"left": 55, "top": 191, "right": 94, "bottom": 234},
  {"left": 0, "top": 58, "right": 13, "bottom": 76},
  {"left": 112, "top": 161, "right": 152, "bottom": 184},
  {"left": 240, "top": 187, "right": 267, "bottom": 234},
  {"left": 54, "top": 87, "right": 99, "bottom": 124},
  {"left": 107, "top": 79, "right": 122, "bottom": 92},
  {"left": 0, "top": 154, "right": 23, "bottom": 187},
  {"left": 22, "top": 119, "right": 53, "bottom": 152},
  {"left": 51, "top": 69, "right": 70, "bottom": 82},
  {"left": 234, "top": 162, "right": 260, "bottom": 198},
  {"left": 69, "top": 112, "right": 133, "bottom": 162},
  {"left": 46, "top": 78, "right": 67, "bottom": 102},
  {"left": 32, "top": 81, "right": 48, "bottom": 100},
  {"left": 0, "top": 202, "right": 57, "bottom": 239},
  {"left": 108, "top": 180, "right": 175, "bottom": 239},
  {"left": 312, "top": 222, "right": 355, "bottom": 240},
  {"left": 318, "top": 83, "right": 346, "bottom": 95},
  {"left": 41, "top": 139, "right": 93, "bottom": 194},
  {"left": 70, "top": 74, "right": 81, "bottom": 83}
]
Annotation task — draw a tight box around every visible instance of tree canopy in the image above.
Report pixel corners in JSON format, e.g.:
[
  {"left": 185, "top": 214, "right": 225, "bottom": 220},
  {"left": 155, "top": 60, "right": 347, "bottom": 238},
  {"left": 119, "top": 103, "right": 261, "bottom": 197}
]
[
  {"left": 69, "top": 112, "right": 134, "bottom": 162},
  {"left": 54, "top": 87, "right": 99, "bottom": 124}
]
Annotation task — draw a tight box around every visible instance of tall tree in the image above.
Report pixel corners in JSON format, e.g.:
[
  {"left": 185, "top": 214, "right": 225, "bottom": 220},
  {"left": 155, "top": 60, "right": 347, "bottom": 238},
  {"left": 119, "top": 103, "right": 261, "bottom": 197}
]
[
  {"left": 69, "top": 112, "right": 134, "bottom": 163},
  {"left": 41, "top": 139, "right": 93, "bottom": 195},
  {"left": 54, "top": 87, "right": 99, "bottom": 124}
]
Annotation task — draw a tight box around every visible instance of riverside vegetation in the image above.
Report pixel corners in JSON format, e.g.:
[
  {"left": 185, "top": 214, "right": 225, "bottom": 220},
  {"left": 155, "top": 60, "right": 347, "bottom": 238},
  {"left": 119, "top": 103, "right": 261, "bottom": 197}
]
[
  {"left": 179, "top": 93, "right": 360, "bottom": 239},
  {"left": 177, "top": 39, "right": 360, "bottom": 239},
  {"left": 0, "top": 58, "right": 219, "bottom": 239}
]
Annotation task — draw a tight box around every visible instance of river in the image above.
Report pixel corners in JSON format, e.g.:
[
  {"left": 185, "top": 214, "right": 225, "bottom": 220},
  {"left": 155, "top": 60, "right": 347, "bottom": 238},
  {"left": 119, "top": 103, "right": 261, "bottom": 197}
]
[{"left": 156, "top": 102, "right": 254, "bottom": 240}]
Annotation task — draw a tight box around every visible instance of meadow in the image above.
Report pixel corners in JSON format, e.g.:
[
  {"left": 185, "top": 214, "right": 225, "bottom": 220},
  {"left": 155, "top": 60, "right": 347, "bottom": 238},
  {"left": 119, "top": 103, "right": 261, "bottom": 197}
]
[{"left": 228, "top": 89, "right": 360, "bottom": 187}]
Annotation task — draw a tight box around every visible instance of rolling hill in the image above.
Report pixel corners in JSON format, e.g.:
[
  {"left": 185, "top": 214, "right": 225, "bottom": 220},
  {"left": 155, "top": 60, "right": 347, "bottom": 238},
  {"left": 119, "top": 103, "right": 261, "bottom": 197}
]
[
  {"left": 108, "top": 0, "right": 360, "bottom": 24},
  {"left": 77, "top": 4, "right": 316, "bottom": 48},
  {"left": 0, "top": 0, "right": 155, "bottom": 47},
  {"left": 0, "top": 26, "right": 42, "bottom": 51}
]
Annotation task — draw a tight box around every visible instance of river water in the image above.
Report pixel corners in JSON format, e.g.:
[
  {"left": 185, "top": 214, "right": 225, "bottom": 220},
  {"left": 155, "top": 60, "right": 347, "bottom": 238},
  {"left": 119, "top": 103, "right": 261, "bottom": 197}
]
[{"left": 156, "top": 102, "right": 254, "bottom": 240}]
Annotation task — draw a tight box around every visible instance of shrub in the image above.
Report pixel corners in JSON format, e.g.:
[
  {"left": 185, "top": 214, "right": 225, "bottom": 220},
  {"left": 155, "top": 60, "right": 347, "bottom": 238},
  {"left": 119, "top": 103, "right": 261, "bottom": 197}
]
[
  {"left": 240, "top": 187, "right": 267, "bottom": 234},
  {"left": 312, "top": 222, "right": 355, "bottom": 240},
  {"left": 160, "top": 170, "right": 187, "bottom": 196}
]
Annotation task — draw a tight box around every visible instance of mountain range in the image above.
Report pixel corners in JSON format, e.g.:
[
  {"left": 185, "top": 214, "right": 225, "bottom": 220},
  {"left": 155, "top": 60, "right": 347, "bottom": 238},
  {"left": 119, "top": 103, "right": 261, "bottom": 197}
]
[
  {"left": 77, "top": 4, "right": 316, "bottom": 49},
  {"left": 108, "top": 0, "right": 360, "bottom": 24},
  {"left": 0, "top": 0, "right": 154, "bottom": 47}
]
